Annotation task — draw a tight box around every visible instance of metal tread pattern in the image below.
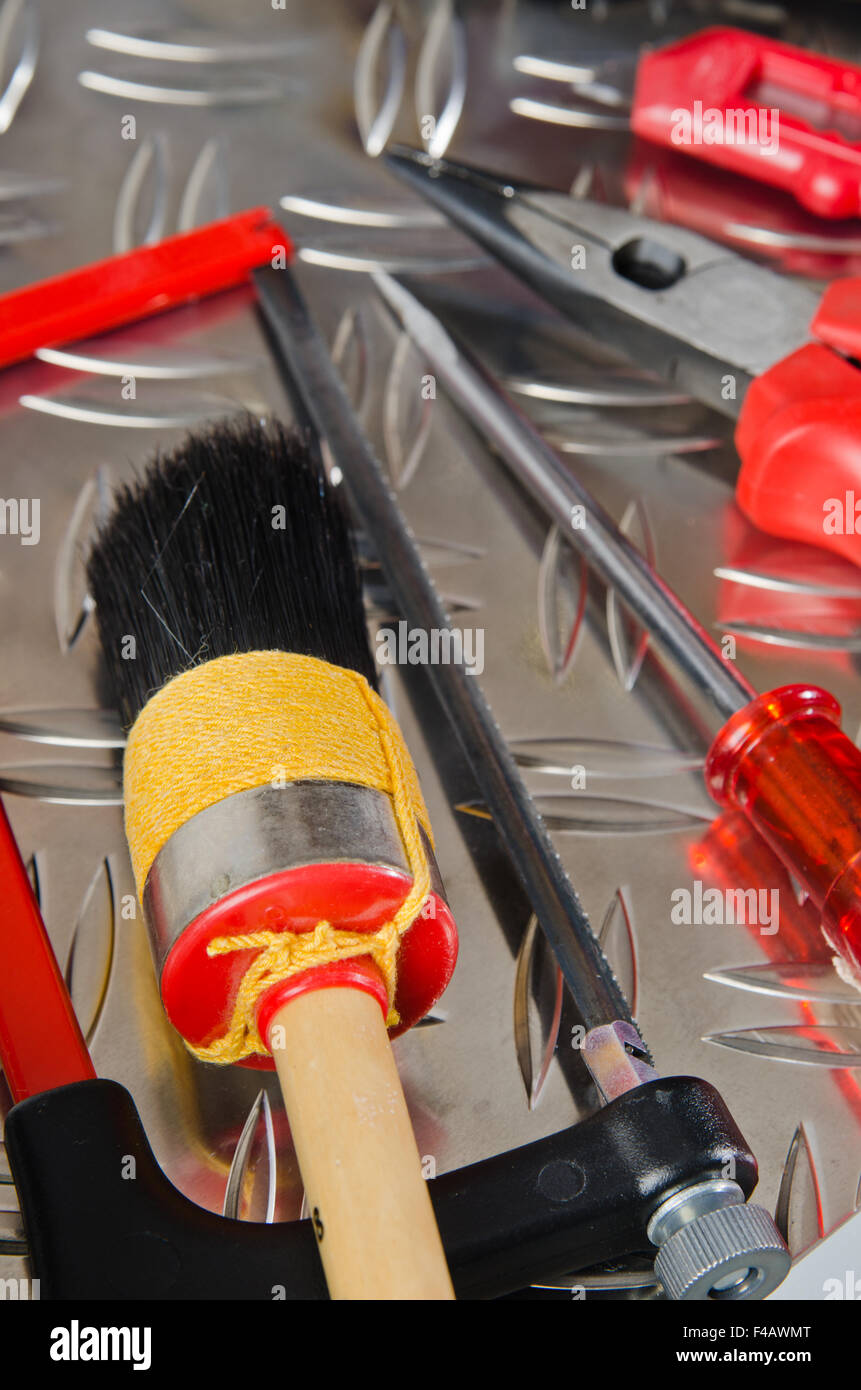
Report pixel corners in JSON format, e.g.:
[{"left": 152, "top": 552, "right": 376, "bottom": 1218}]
[{"left": 1, "top": 0, "right": 860, "bottom": 1298}]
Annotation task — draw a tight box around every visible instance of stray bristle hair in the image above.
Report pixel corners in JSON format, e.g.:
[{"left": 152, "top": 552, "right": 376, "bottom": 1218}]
[{"left": 87, "top": 416, "right": 377, "bottom": 728}]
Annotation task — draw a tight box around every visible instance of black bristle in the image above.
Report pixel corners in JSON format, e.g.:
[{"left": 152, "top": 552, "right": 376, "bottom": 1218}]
[{"left": 87, "top": 416, "right": 377, "bottom": 728}]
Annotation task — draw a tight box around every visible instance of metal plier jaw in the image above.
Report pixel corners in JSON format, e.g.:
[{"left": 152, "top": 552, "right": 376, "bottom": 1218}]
[
  {"left": 387, "top": 147, "right": 861, "bottom": 567},
  {"left": 387, "top": 147, "right": 816, "bottom": 416}
]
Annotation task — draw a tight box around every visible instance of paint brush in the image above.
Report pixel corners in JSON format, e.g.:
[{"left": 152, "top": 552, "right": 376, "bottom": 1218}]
[{"left": 87, "top": 416, "right": 458, "bottom": 1300}]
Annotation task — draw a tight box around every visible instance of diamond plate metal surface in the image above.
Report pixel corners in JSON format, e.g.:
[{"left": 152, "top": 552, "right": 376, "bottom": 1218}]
[{"left": 2, "top": 0, "right": 861, "bottom": 1298}]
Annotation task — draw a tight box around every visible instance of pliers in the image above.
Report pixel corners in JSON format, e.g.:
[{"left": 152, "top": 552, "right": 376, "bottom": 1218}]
[{"left": 387, "top": 147, "right": 861, "bottom": 568}]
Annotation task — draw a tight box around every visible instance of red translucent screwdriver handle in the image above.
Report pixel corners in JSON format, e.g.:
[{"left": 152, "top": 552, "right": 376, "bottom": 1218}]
[{"left": 706, "top": 685, "right": 861, "bottom": 981}]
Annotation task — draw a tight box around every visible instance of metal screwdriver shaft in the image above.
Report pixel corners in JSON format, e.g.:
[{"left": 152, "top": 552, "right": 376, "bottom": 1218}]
[
  {"left": 253, "top": 264, "right": 638, "bottom": 1039},
  {"left": 373, "top": 271, "right": 756, "bottom": 724}
]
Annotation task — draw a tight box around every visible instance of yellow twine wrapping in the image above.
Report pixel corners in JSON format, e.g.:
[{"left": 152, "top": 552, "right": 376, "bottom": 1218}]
[{"left": 123, "top": 651, "right": 433, "bottom": 1063}]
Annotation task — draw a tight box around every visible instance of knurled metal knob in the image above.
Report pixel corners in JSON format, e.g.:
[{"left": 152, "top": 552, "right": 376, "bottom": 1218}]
[{"left": 654, "top": 1203, "right": 790, "bottom": 1301}]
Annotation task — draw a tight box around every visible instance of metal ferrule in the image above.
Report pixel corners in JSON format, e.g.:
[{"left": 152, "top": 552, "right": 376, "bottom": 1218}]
[{"left": 142, "top": 779, "right": 444, "bottom": 974}]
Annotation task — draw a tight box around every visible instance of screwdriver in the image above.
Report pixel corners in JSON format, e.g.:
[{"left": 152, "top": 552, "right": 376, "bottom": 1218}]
[{"left": 373, "top": 268, "right": 861, "bottom": 990}]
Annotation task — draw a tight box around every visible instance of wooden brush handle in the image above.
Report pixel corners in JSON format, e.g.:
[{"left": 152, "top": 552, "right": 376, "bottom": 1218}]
[{"left": 270, "top": 988, "right": 454, "bottom": 1300}]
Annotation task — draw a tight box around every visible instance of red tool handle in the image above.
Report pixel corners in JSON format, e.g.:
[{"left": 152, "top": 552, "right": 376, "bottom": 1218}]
[
  {"left": 735, "top": 278, "right": 861, "bottom": 566},
  {"left": 0, "top": 800, "right": 96, "bottom": 1102},
  {"left": 632, "top": 27, "right": 861, "bottom": 219},
  {"left": 0, "top": 207, "right": 289, "bottom": 371},
  {"left": 706, "top": 686, "right": 861, "bottom": 982}
]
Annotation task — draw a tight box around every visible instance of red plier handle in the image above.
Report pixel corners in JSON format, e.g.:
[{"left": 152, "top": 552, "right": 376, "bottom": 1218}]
[
  {"left": 737, "top": 278, "right": 861, "bottom": 562},
  {"left": 633, "top": 27, "right": 861, "bottom": 220}
]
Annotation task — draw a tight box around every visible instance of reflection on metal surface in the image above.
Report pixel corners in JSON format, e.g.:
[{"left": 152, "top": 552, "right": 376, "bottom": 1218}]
[
  {"left": 114, "top": 132, "right": 229, "bottom": 251},
  {"left": 331, "top": 305, "right": 371, "bottom": 418},
  {"left": 569, "top": 163, "right": 599, "bottom": 200},
  {"left": 113, "top": 134, "right": 169, "bottom": 252},
  {"left": 177, "top": 137, "right": 229, "bottom": 232},
  {"left": 714, "top": 564, "right": 861, "bottom": 599},
  {"left": 607, "top": 498, "right": 653, "bottom": 694},
  {"left": 510, "top": 736, "right": 703, "bottom": 780},
  {"left": 513, "top": 55, "right": 600, "bottom": 84},
  {"left": 0, "top": 707, "right": 124, "bottom": 748},
  {"left": 35, "top": 342, "right": 260, "bottom": 380},
  {"left": 222, "top": 1089, "right": 277, "bottom": 1224},
  {"left": 547, "top": 429, "right": 721, "bottom": 458},
  {"left": 598, "top": 886, "right": 638, "bottom": 1015},
  {"left": 21, "top": 390, "right": 243, "bottom": 429},
  {"left": 537, "top": 524, "right": 585, "bottom": 686},
  {"left": 65, "top": 859, "right": 115, "bottom": 1046},
  {"left": 78, "top": 70, "right": 285, "bottom": 106},
  {"left": 280, "top": 194, "right": 441, "bottom": 229},
  {"left": 0, "top": 0, "right": 37, "bottom": 134},
  {"left": 534, "top": 1264, "right": 659, "bottom": 1293},
  {"left": 506, "top": 372, "right": 690, "bottom": 409},
  {"left": 510, "top": 97, "right": 628, "bottom": 131},
  {"left": 298, "top": 245, "right": 483, "bottom": 274},
  {"left": 715, "top": 553, "right": 861, "bottom": 654},
  {"left": 415, "top": 0, "right": 466, "bottom": 160},
  {"left": 705, "top": 960, "right": 861, "bottom": 1006},
  {"left": 627, "top": 158, "right": 657, "bottom": 219},
  {"left": 85, "top": 26, "right": 298, "bottom": 64},
  {"left": 456, "top": 793, "right": 711, "bottom": 835},
  {"left": 354, "top": 2, "right": 406, "bottom": 158},
  {"left": 715, "top": 619, "right": 861, "bottom": 653},
  {"left": 726, "top": 221, "right": 861, "bottom": 254},
  {"left": 775, "top": 1123, "right": 824, "bottom": 1254},
  {"left": 53, "top": 470, "right": 111, "bottom": 655},
  {"left": 513, "top": 914, "right": 563, "bottom": 1109},
  {"left": 383, "top": 330, "right": 433, "bottom": 491},
  {"left": 704, "top": 1025, "right": 861, "bottom": 1066},
  {"left": 0, "top": 763, "right": 123, "bottom": 805}
]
